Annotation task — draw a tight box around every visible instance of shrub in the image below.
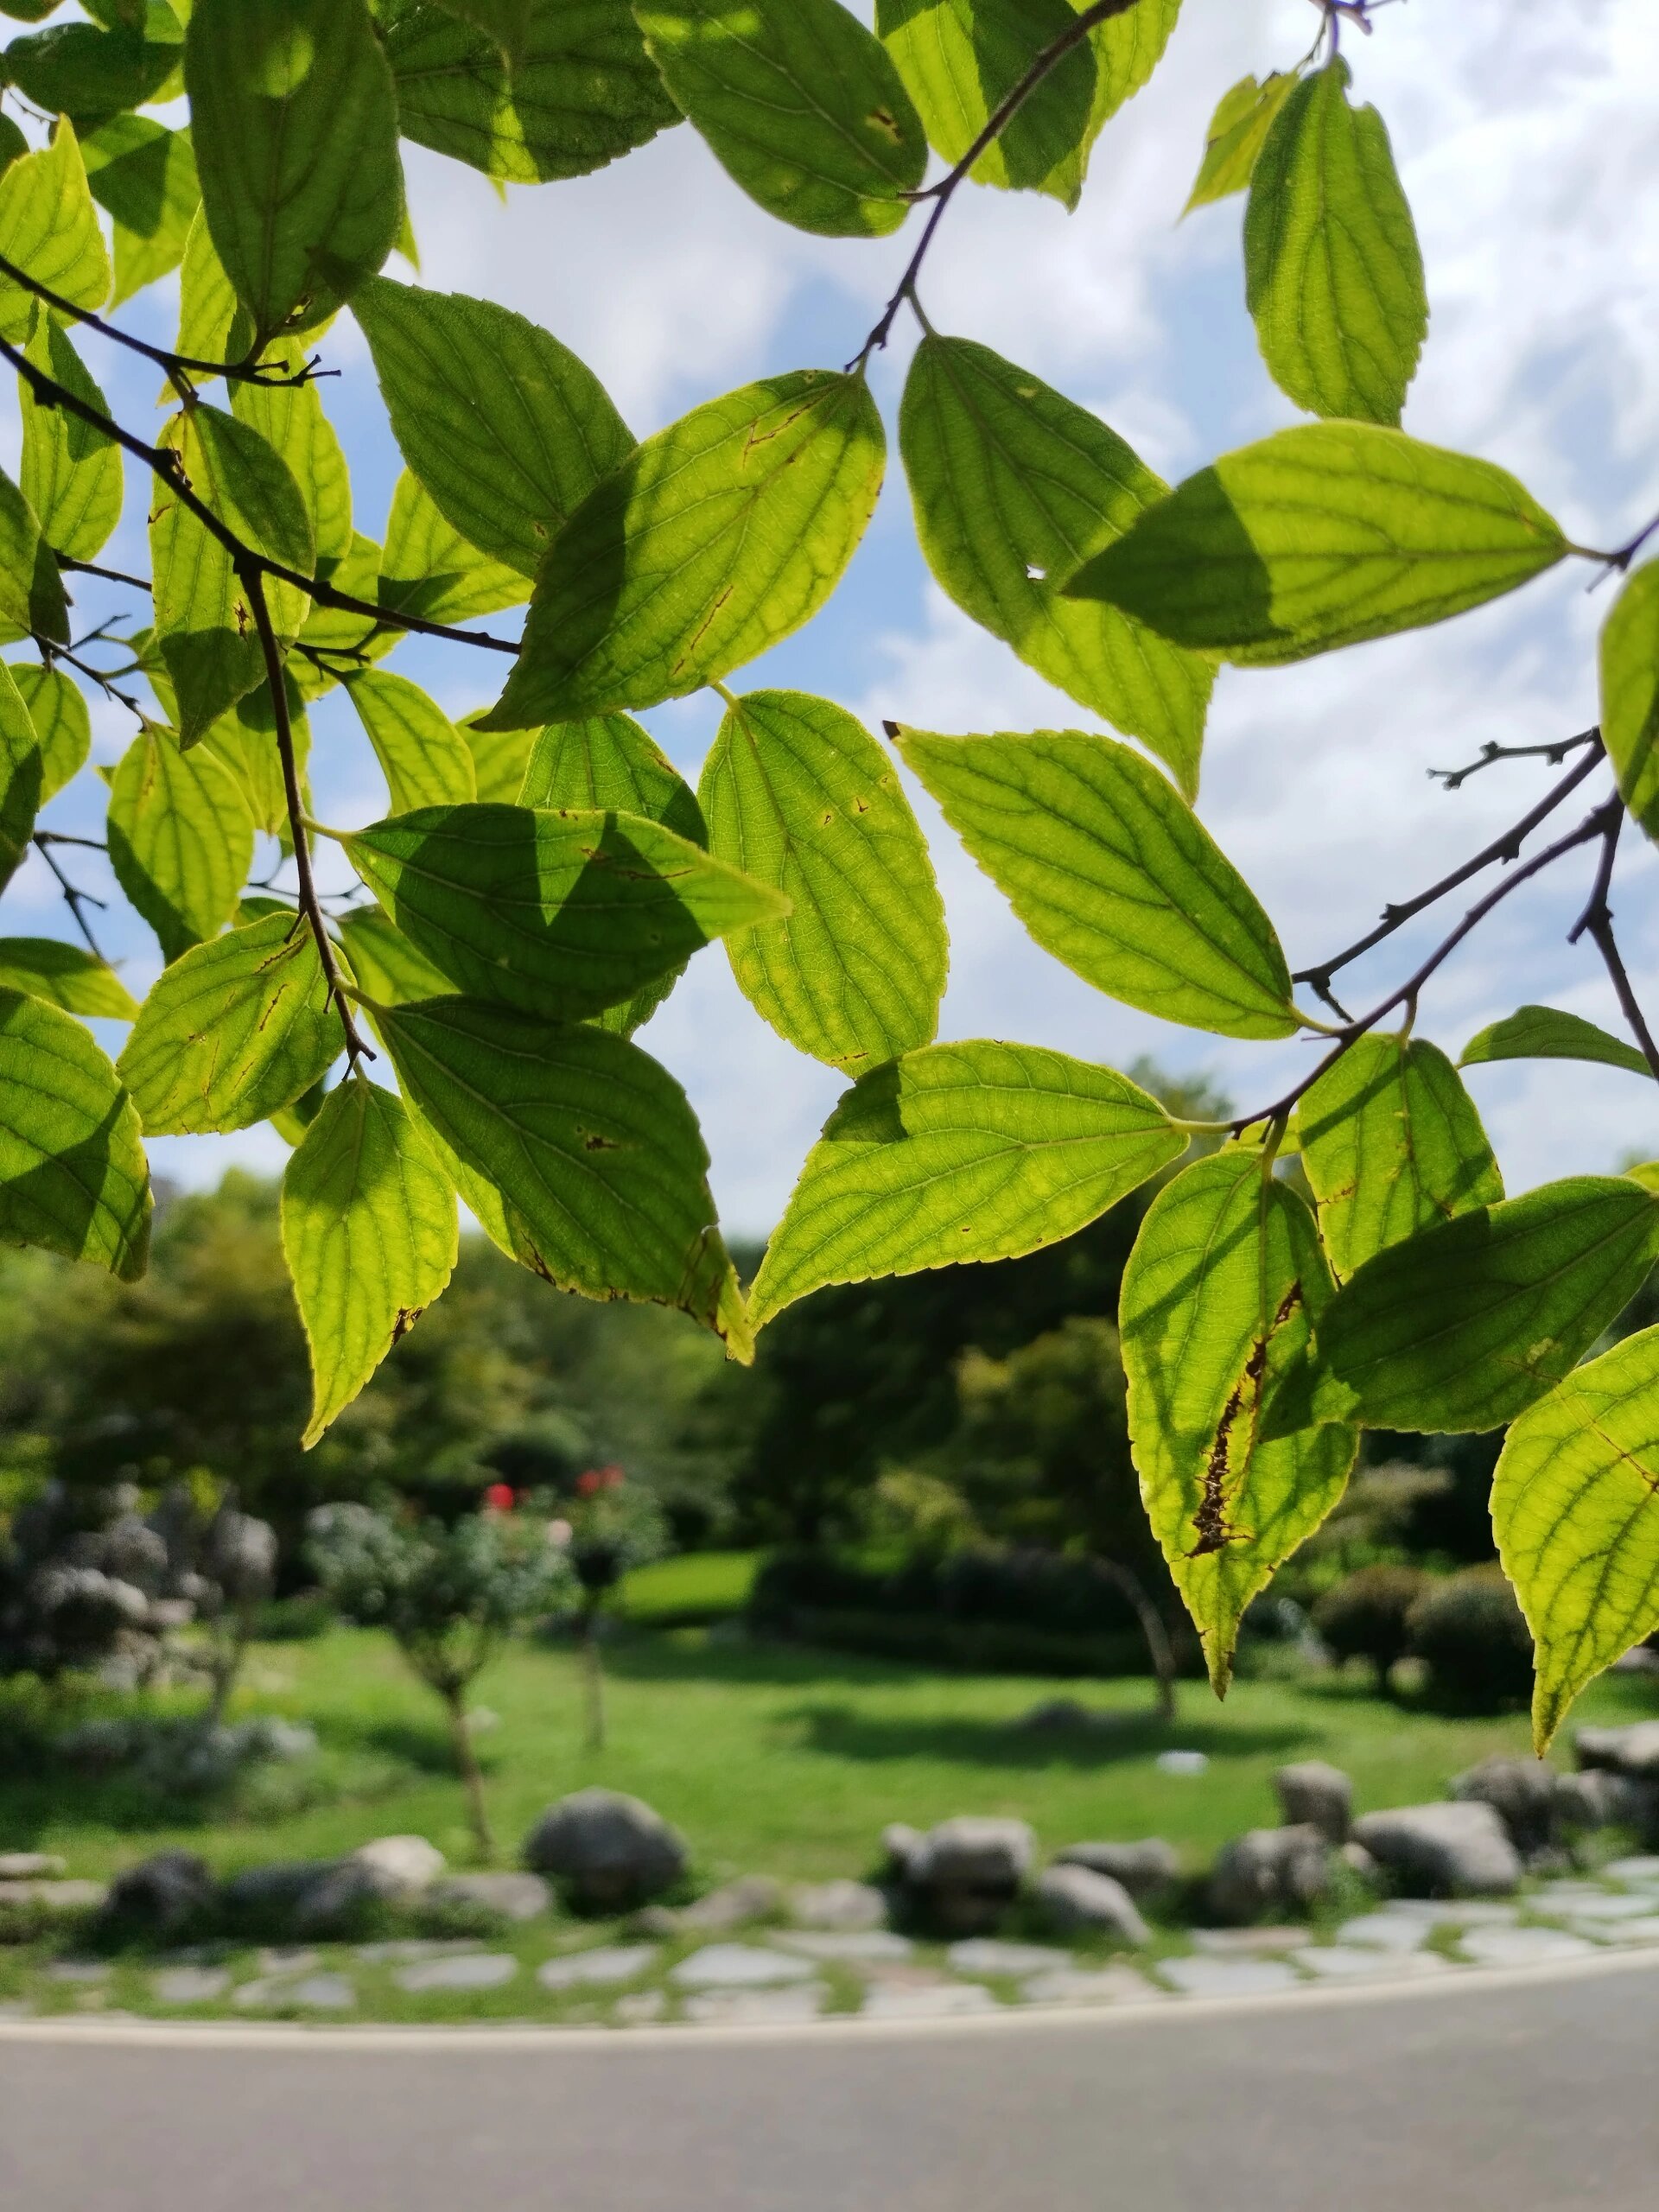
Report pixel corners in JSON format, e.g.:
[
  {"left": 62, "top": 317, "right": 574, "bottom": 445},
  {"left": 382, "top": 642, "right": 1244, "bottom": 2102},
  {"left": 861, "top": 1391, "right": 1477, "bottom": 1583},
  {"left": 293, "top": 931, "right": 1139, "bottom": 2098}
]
[
  {"left": 1312, "top": 1565, "right": 1430, "bottom": 1693},
  {"left": 1408, "top": 1567, "right": 1535, "bottom": 1711}
]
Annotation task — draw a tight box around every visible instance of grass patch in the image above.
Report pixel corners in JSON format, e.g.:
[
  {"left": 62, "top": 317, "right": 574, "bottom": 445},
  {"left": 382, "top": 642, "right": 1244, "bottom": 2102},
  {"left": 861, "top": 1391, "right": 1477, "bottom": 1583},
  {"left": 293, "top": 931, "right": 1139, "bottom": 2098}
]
[{"left": 613, "top": 1550, "right": 760, "bottom": 1629}]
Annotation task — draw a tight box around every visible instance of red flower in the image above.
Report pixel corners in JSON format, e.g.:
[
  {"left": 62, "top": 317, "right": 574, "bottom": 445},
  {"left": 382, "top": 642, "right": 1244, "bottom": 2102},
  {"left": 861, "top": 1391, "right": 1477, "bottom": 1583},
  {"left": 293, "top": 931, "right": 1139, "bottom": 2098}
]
[
  {"left": 482, "top": 1482, "right": 516, "bottom": 1513},
  {"left": 576, "top": 1469, "right": 602, "bottom": 1497}
]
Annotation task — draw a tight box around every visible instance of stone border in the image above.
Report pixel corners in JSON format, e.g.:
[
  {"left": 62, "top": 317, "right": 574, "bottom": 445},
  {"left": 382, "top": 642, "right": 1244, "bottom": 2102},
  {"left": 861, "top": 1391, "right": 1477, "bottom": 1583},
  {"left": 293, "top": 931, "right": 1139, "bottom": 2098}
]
[{"left": 1, "top": 1942, "right": 1654, "bottom": 2054}]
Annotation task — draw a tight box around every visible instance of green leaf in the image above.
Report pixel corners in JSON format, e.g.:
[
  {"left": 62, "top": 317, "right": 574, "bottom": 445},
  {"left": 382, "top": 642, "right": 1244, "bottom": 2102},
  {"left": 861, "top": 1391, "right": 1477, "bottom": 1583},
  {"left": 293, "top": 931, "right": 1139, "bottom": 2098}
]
[
  {"left": 700, "top": 690, "right": 947, "bottom": 1071},
  {"left": 0, "top": 988, "right": 150, "bottom": 1281},
  {"left": 282, "top": 1073, "right": 458, "bottom": 1446},
  {"left": 0, "top": 658, "right": 43, "bottom": 893},
  {"left": 461, "top": 712, "right": 537, "bottom": 807},
  {"left": 749, "top": 1040, "right": 1185, "bottom": 1331},
  {"left": 478, "top": 370, "right": 885, "bottom": 728},
  {"left": 0, "top": 938, "right": 139, "bottom": 1020},
  {"left": 1306, "top": 1176, "right": 1659, "bottom": 1434},
  {"left": 875, "top": 0, "right": 1097, "bottom": 206},
  {"left": 353, "top": 275, "right": 633, "bottom": 580},
  {"left": 343, "top": 671, "right": 478, "bottom": 813},
  {"left": 1120, "top": 1147, "right": 1357, "bottom": 1693},
  {"left": 379, "top": 471, "right": 530, "bottom": 626},
  {"left": 184, "top": 0, "right": 404, "bottom": 341},
  {"left": 107, "top": 724, "right": 254, "bottom": 962},
  {"left": 1067, "top": 424, "right": 1568, "bottom": 664},
  {"left": 1494, "top": 1324, "right": 1659, "bottom": 1749},
  {"left": 149, "top": 403, "right": 315, "bottom": 746},
  {"left": 8, "top": 663, "right": 88, "bottom": 800},
  {"left": 429, "top": 0, "right": 531, "bottom": 67},
  {"left": 899, "top": 334, "right": 1214, "bottom": 794},
  {"left": 1243, "top": 59, "right": 1427, "bottom": 428},
  {"left": 1599, "top": 561, "right": 1659, "bottom": 844},
  {"left": 1185, "top": 70, "right": 1296, "bottom": 213},
  {"left": 1460, "top": 1003, "right": 1653, "bottom": 1081},
  {"left": 336, "top": 906, "right": 453, "bottom": 1008},
  {"left": 343, "top": 801, "right": 788, "bottom": 1021},
  {"left": 0, "top": 457, "right": 68, "bottom": 645},
  {"left": 175, "top": 201, "right": 251, "bottom": 370},
  {"left": 1077, "top": 0, "right": 1181, "bottom": 149},
  {"left": 636, "top": 0, "right": 928, "bottom": 238},
  {"left": 294, "top": 531, "right": 399, "bottom": 700},
  {"left": 0, "top": 116, "right": 25, "bottom": 174},
  {"left": 378, "top": 994, "right": 751, "bottom": 1357},
  {"left": 82, "top": 114, "right": 200, "bottom": 307},
  {"left": 3, "top": 5, "right": 184, "bottom": 124},
  {"left": 20, "top": 317, "right": 122, "bottom": 564},
  {"left": 0, "top": 121, "right": 111, "bottom": 343},
  {"left": 196, "top": 671, "right": 310, "bottom": 836},
  {"left": 1297, "top": 1035, "right": 1503, "bottom": 1283},
  {"left": 894, "top": 722, "right": 1298, "bottom": 1039},
  {"left": 118, "top": 909, "right": 342, "bottom": 1135},
  {"left": 230, "top": 346, "right": 353, "bottom": 569},
  {"left": 517, "top": 709, "right": 704, "bottom": 1033},
  {"left": 385, "top": 0, "right": 680, "bottom": 184}
]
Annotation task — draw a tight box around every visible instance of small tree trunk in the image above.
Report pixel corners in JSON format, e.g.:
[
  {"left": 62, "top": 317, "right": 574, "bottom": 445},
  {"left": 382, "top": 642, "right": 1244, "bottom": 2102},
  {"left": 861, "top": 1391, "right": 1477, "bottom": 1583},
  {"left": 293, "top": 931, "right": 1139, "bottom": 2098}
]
[
  {"left": 443, "top": 1685, "right": 495, "bottom": 1862},
  {"left": 1101, "top": 1561, "right": 1179, "bottom": 1726},
  {"left": 205, "top": 1605, "right": 250, "bottom": 1730},
  {"left": 582, "top": 1602, "right": 607, "bottom": 1752}
]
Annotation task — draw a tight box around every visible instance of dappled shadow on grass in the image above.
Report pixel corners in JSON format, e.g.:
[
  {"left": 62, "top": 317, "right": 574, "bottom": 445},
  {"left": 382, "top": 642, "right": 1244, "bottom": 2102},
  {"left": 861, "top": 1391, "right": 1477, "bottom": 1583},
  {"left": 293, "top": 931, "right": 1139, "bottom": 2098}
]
[
  {"left": 597, "top": 1627, "right": 965, "bottom": 1694},
  {"left": 777, "top": 1700, "right": 1315, "bottom": 1771}
]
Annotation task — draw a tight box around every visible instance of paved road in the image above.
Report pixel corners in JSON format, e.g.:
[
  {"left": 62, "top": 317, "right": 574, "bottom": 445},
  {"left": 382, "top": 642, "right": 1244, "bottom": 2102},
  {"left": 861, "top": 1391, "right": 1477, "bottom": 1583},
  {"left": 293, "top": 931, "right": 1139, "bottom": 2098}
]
[{"left": 3, "top": 1955, "right": 1656, "bottom": 2211}]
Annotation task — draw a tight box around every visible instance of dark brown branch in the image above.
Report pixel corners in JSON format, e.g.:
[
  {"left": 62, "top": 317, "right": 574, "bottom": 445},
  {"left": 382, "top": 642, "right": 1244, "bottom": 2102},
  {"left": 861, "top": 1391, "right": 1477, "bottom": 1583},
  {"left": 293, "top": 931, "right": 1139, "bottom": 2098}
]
[
  {"left": 850, "top": 0, "right": 1149, "bottom": 369},
  {"left": 1566, "top": 808, "right": 1659, "bottom": 1081},
  {"left": 1294, "top": 737, "right": 1605, "bottom": 1012},
  {"left": 55, "top": 554, "right": 151, "bottom": 594},
  {"left": 30, "top": 835, "right": 106, "bottom": 960},
  {"left": 1238, "top": 797, "right": 1620, "bottom": 1133},
  {"left": 241, "top": 564, "right": 373, "bottom": 1068},
  {"left": 0, "top": 330, "right": 519, "bottom": 658},
  {"left": 38, "top": 637, "right": 150, "bottom": 725},
  {"left": 0, "top": 249, "right": 321, "bottom": 387},
  {"left": 1429, "top": 729, "right": 1602, "bottom": 792}
]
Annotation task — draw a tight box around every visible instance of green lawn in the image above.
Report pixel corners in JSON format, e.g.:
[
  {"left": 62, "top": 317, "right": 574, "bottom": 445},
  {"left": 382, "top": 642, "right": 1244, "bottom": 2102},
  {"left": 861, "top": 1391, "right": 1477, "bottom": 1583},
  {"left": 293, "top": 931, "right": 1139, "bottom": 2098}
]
[{"left": 5, "top": 1624, "right": 1656, "bottom": 1887}]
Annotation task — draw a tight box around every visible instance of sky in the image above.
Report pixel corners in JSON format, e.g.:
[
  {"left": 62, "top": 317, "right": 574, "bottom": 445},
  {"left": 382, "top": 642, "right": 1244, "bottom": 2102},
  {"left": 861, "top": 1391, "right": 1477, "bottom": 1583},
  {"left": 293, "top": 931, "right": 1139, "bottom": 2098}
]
[{"left": 12, "top": 0, "right": 1659, "bottom": 1239}]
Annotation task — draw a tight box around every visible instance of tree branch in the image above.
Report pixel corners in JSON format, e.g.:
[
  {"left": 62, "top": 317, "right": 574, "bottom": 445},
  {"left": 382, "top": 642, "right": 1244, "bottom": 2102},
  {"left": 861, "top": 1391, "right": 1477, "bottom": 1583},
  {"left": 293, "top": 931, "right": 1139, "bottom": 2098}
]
[
  {"left": 241, "top": 564, "right": 373, "bottom": 1068},
  {"left": 1428, "top": 729, "right": 1602, "bottom": 791},
  {"left": 0, "top": 249, "right": 322, "bottom": 387},
  {"left": 1294, "top": 736, "right": 1605, "bottom": 1014},
  {"left": 0, "top": 330, "right": 520, "bottom": 658},
  {"left": 55, "top": 553, "right": 152, "bottom": 594},
  {"left": 30, "top": 834, "right": 106, "bottom": 960},
  {"left": 850, "top": 0, "right": 1150, "bottom": 370},
  {"left": 1565, "top": 806, "right": 1659, "bottom": 1081}
]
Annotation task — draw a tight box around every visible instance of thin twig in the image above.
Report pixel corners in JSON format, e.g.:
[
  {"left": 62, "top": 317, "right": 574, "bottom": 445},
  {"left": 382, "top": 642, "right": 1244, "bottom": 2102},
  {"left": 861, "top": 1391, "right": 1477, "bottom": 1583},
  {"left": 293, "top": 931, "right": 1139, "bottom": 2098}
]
[
  {"left": 34, "top": 830, "right": 107, "bottom": 853},
  {"left": 37, "top": 638, "right": 151, "bottom": 725},
  {"left": 30, "top": 835, "right": 106, "bottom": 960},
  {"left": 1, "top": 331, "right": 520, "bottom": 658},
  {"left": 0, "top": 250, "right": 321, "bottom": 387},
  {"left": 849, "top": 0, "right": 1150, "bottom": 370},
  {"left": 1293, "top": 737, "right": 1606, "bottom": 1011},
  {"left": 241, "top": 564, "right": 373, "bottom": 1067},
  {"left": 1429, "top": 729, "right": 1602, "bottom": 791},
  {"left": 56, "top": 554, "right": 151, "bottom": 594},
  {"left": 1237, "top": 797, "right": 1620, "bottom": 1132},
  {"left": 1566, "top": 807, "right": 1659, "bottom": 1080}
]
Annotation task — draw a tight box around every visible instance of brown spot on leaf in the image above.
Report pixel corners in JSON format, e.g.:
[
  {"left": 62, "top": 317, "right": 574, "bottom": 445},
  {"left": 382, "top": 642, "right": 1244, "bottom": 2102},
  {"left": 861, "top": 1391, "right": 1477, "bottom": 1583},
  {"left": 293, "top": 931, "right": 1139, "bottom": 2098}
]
[
  {"left": 868, "top": 105, "right": 903, "bottom": 145},
  {"left": 390, "top": 1304, "right": 425, "bottom": 1345},
  {"left": 1187, "top": 1283, "right": 1302, "bottom": 1558}
]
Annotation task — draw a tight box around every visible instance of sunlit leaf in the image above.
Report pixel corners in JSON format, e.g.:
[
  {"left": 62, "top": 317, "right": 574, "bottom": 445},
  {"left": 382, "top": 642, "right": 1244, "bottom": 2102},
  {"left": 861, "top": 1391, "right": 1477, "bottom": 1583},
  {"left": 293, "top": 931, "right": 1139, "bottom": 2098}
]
[
  {"left": 1065, "top": 423, "right": 1567, "bottom": 664},
  {"left": 700, "top": 690, "right": 946, "bottom": 1071},
  {"left": 0, "top": 458, "right": 67, "bottom": 645},
  {"left": 82, "top": 113, "right": 200, "bottom": 306},
  {"left": 336, "top": 905, "right": 453, "bottom": 1009},
  {"left": 9, "top": 663, "right": 89, "bottom": 803},
  {"left": 0, "top": 937, "right": 139, "bottom": 1020},
  {"left": 1185, "top": 69, "right": 1296, "bottom": 213},
  {"left": 749, "top": 1041, "right": 1184, "bottom": 1330},
  {"left": 231, "top": 345, "right": 353, "bottom": 569},
  {"left": 0, "top": 658, "right": 43, "bottom": 893},
  {"left": 379, "top": 471, "right": 530, "bottom": 627},
  {"left": 1599, "top": 560, "right": 1659, "bottom": 846},
  {"left": 1460, "top": 1002, "right": 1653, "bottom": 1081},
  {"left": 1121, "top": 1147, "right": 1357, "bottom": 1692},
  {"left": 479, "top": 371, "right": 885, "bottom": 728},
  {"left": 106, "top": 723, "right": 254, "bottom": 962},
  {"left": 894, "top": 722, "right": 1297, "bottom": 1038},
  {"left": 0, "top": 120, "right": 111, "bottom": 341},
  {"left": 283, "top": 1073, "right": 458, "bottom": 1447},
  {"left": 20, "top": 317, "right": 122, "bottom": 564},
  {"left": 343, "top": 671, "right": 477, "bottom": 813},
  {"left": 0, "top": 986, "right": 150, "bottom": 1281}
]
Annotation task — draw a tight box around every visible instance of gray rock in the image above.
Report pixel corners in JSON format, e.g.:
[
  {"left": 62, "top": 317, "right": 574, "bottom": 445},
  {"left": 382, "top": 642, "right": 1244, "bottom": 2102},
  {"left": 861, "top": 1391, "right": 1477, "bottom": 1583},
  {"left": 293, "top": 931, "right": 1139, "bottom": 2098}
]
[
  {"left": 256, "top": 1945, "right": 320, "bottom": 1974},
  {"left": 427, "top": 1872, "right": 551, "bottom": 1924},
  {"left": 681, "top": 1984, "right": 823, "bottom": 2024},
  {"left": 1352, "top": 1802, "right": 1522, "bottom": 1897},
  {"left": 1340, "top": 1841, "right": 1381, "bottom": 1883},
  {"left": 1605, "top": 1854, "right": 1659, "bottom": 1883},
  {"left": 1554, "top": 1768, "right": 1654, "bottom": 1831},
  {"left": 893, "top": 1817, "right": 1035, "bottom": 1936},
  {"left": 392, "top": 1953, "right": 518, "bottom": 1993},
  {"left": 1053, "top": 1840, "right": 1179, "bottom": 1902},
  {"left": 945, "top": 1938, "right": 1069, "bottom": 1979},
  {"left": 0, "top": 1853, "right": 66, "bottom": 1880},
  {"left": 536, "top": 1943, "right": 659, "bottom": 1991},
  {"left": 1574, "top": 1721, "right": 1659, "bottom": 1779},
  {"left": 880, "top": 1823, "right": 925, "bottom": 1883},
  {"left": 1033, "top": 1865, "right": 1150, "bottom": 1946},
  {"left": 296, "top": 1835, "right": 445, "bottom": 1933},
  {"left": 0, "top": 1878, "right": 105, "bottom": 1917},
  {"left": 613, "top": 1990, "right": 668, "bottom": 2024},
  {"left": 1190, "top": 1926, "right": 1306, "bottom": 1956},
  {"left": 669, "top": 1944, "right": 817, "bottom": 1990},
  {"left": 861, "top": 1980, "right": 997, "bottom": 2019},
  {"left": 233, "top": 1971, "right": 354, "bottom": 2012},
  {"left": 522, "top": 1789, "right": 686, "bottom": 1910},
  {"left": 1208, "top": 1825, "right": 1332, "bottom": 1924},
  {"left": 45, "top": 1959, "right": 110, "bottom": 1983},
  {"left": 674, "top": 1876, "right": 784, "bottom": 1932},
  {"left": 153, "top": 1966, "right": 231, "bottom": 2005},
  {"left": 103, "top": 1849, "right": 214, "bottom": 1936},
  {"left": 221, "top": 1859, "right": 338, "bottom": 1922},
  {"left": 1336, "top": 1912, "right": 1433, "bottom": 1954},
  {"left": 353, "top": 1940, "right": 475, "bottom": 1963},
  {"left": 1580, "top": 1914, "right": 1659, "bottom": 1945},
  {"left": 1274, "top": 1762, "right": 1352, "bottom": 1844},
  {"left": 1158, "top": 1955, "right": 1298, "bottom": 1998},
  {"left": 1456, "top": 1925, "right": 1597, "bottom": 1968},
  {"left": 1292, "top": 1946, "right": 1447, "bottom": 1982},
  {"left": 790, "top": 1878, "right": 888, "bottom": 1931},
  {"left": 1020, "top": 1965, "right": 1166, "bottom": 2007},
  {"left": 776, "top": 1929, "right": 913, "bottom": 1962},
  {"left": 1451, "top": 1755, "right": 1560, "bottom": 1859}
]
